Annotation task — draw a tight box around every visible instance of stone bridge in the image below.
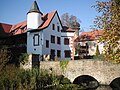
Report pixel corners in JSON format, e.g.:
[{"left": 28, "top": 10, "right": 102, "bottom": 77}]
[{"left": 39, "top": 60, "right": 120, "bottom": 85}]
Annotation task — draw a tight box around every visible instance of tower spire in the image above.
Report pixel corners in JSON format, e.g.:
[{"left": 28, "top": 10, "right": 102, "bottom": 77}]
[{"left": 28, "top": 1, "right": 43, "bottom": 15}]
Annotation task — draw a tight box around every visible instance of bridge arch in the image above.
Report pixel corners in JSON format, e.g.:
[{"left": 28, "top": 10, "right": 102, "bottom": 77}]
[
  {"left": 39, "top": 60, "right": 120, "bottom": 85},
  {"left": 73, "top": 75, "right": 99, "bottom": 89},
  {"left": 110, "top": 77, "right": 120, "bottom": 89}
]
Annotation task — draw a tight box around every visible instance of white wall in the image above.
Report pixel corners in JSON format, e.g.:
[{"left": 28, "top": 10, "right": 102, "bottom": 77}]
[
  {"left": 98, "top": 42, "right": 104, "bottom": 54},
  {"left": 27, "top": 31, "right": 43, "bottom": 55},
  {"left": 27, "top": 12, "right": 76, "bottom": 60},
  {"left": 61, "top": 32, "right": 75, "bottom": 60},
  {"left": 42, "top": 13, "right": 62, "bottom": 59},
  {"left": 80, "top": 40, "right": 104, "bottom": 56},
  {"left": 27, "top": 12, "right": 43, "bottom": 30}
]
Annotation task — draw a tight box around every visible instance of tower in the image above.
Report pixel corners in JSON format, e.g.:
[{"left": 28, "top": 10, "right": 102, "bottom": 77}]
[
  {"left": 73, "top": 22, "right": 80, "bottom": 39},
  {"left": 27, "top": 1, "right": 43, "bottom": 55},
  {"left": 27, "top": 1, "right": 43, "bottom": 30}
]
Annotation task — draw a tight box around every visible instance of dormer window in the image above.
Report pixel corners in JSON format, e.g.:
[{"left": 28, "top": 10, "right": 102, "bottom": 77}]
[
  {"left": 52, "top": 24, "right": 55, "bottom": 30},
  {"left": 24, "top": 26, "right": 27, "bottom": 30},
  {"left": 33, "top": 34, "right": 40, "bottom": 46},
  {"left": 21, "top": 27, "right": 27, "bottom": 33}
]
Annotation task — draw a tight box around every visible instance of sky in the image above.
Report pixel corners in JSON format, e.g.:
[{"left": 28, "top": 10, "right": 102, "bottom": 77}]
[{"left": 0, "top": 0, "right": 99, "bottom": 32}]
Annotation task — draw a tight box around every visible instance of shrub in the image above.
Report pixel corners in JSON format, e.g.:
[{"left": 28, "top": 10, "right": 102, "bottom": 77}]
[
  {"left": 0, "top": 46, "right": 11, "bottom": 71},
  {"left": 60, "top": 60, "right": 69, "bottom": 72},
  {"left": 0, "top": 67, "right": 82, "bottom": 90},
  {"left": 19, "top": 53, "right": 29, "bottom": 65},
  {"left": 95, "top": 45, "right": 100, "bottom": 56}
]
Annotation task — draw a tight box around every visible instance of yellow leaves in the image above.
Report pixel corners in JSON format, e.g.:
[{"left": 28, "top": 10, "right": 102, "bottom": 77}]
[{"left": 94, "top": 0, "right": 120, "bottom": 63}]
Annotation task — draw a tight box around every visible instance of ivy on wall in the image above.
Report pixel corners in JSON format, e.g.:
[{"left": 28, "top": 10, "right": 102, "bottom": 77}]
[{"left": 60, "top": 60, "right": 69, "bottom": 72}]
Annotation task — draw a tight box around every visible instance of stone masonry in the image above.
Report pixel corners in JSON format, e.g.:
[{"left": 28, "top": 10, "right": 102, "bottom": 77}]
[{"left": 39, "top": 60, "right": 120, "bottom": 85}]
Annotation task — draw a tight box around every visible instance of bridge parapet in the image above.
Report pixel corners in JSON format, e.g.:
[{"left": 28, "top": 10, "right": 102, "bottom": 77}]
[{"left": 39, "top": 60, "right": 120, "bottom": 85}]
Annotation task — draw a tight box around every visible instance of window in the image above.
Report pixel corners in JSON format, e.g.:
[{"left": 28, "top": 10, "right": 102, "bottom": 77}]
[
  {"left": 52, "top": 24, "right": 55, "bottom": 30},
  {"left": 51, "top": 35, "right": 55, "bottom": 43},
  {"left": 51, "top": 49, "right": 55, "bottom": 55},
  {"left": 64, "top": 38, "right": 69, "bottom": 45},
  {"left": 57, "top": 26, "right": 60, "bottom": 32},
  {"left": 57, "top": 50, "right": 61, "bottom": 57},
  {"left": 64, "top": 50, "right": 71, "bottom": 58},
  {"left": 46, "top": 40, "right": 49, "bottom": 48},
  {"left": 51, "top": 49, "right": 55, "bottom": 60},
  {"left": 33, "top": 34, "right": 40, "bottom": 46},
  {"left": 57, "top": 37, "right": 61, "bottom": 44}
]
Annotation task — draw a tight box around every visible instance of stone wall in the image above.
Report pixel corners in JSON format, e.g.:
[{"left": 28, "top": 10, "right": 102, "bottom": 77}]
[{"left": 39, "top": 60, "right": 120, "bottom": 85}]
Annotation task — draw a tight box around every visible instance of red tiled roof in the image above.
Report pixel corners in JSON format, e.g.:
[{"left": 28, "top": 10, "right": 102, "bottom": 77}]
[
  {"left": 10, "top": 11, "right": 59, "bottom": 34},
  {"left": 1, "top": 11, "right": 61, "bottom": 35},
  {"left": 0, "top": 23, "right": 12, "bottom": 33},
  {"left": 75, "top": 30, "right": 104, "bottom": 42},
  {"left": 0, "top": 23, "right": 12, "bottom": 37},
  {"left": 66, "top": 28, "right": 75, "bottom": 32},
  {"left": 61, "top": 26, "right": 75, "bottom": 32},
  {"left": 39, "top": 11, "right": 56, "bottom": 30},
  {"left": 10, "top": 21, "right": 27, "bottom": 35},
  {"left": 10, "top": 21, "right": 27, "bottom": 32}
]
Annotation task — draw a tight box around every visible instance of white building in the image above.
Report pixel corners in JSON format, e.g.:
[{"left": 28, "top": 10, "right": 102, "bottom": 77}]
[
  {"left": 27, "top": 1, "right": 63, "bottom": 60},
  {"left": 75, "top": 30, "right": 104, "bottom": 56},
  {"left": 0, "top": 1, "right": 79, "bottom": 61},
  {"left": 27, "top": 1, "right": 78, "bottom": 60},
  {"left": 61, "top": 27, "right": 76, "bottom": 60}
]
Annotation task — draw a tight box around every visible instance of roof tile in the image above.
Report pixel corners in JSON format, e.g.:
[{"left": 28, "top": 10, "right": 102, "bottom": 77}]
[
  {"left": 10, "top": 11, "right": 57, "bottom": 34},
  {"left": 39, "top": 11, "right": 56, "bottom": 30},
  {"left": 75, "top": 30, "right": 104, "bottom": 42},
  {"left": 0, "top": 23, "right": 12, "bottom": 33}
]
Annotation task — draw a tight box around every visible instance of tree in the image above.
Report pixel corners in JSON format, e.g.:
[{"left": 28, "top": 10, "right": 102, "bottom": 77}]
[
  {"left": 74, "top": 42, "right": 80, "bottom": 55},
  {"left": 95, "top": 45, "right": 100, "bottom": 56},
  {"left": 0, "top": 46, "right": 10, "bottom": 71},
  {"left": 61, "top": 13, "right": 81, "bottom": 57},
  {"left": 61, "top": 13, "right": 80, "bottom": 28},
  {"left": 94, "top": 0, "right": 120, "bottom": 63}
]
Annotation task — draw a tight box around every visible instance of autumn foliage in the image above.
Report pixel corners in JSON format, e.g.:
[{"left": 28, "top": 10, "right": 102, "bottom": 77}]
[{"left": 94, "top": 0, "right": 120, "bottom": 63}]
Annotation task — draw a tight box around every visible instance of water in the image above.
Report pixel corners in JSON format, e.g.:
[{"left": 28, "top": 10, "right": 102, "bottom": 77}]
[{"left": 96, "top": 85, "right": 112, "bottom": 90}]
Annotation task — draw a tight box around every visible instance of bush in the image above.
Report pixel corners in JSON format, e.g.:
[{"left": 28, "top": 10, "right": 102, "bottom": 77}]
[
  {"left": 0, "top": 67, "right": 83, "bottom": 90},
  {"left": 19, "top": 53, "right": 29, "bottom": 65},
  {"left": 93, "top": 54, "right": 104, "bottom": 60},
  {"left": 0, "top": 64, "right": 20, "bottom": 90},
  {"left": 60, "top": 77, "right": 71, "bottom": 84},
  {"left": 0, "top": 46, "right": 11, "bottom": 71}
]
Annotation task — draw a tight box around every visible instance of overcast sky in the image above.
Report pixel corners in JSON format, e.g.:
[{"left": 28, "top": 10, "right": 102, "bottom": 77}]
[{"left": 0, "top": 0, "right": 100, "bottom": 31}]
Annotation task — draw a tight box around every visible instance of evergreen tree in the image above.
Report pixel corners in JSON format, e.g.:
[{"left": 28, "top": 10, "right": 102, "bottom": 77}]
[{"left": 95, "top": 45, "right": 100, "bottom": 56}]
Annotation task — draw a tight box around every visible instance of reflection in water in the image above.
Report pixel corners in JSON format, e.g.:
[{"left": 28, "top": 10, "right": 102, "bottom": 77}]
[{"left": 97, "top": 85, "right": 112, "bottom": 90}]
